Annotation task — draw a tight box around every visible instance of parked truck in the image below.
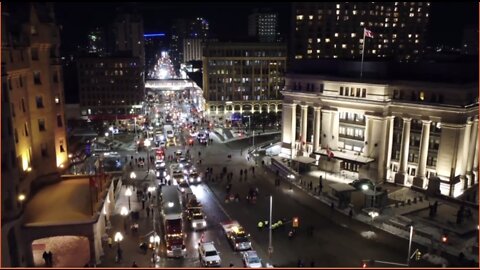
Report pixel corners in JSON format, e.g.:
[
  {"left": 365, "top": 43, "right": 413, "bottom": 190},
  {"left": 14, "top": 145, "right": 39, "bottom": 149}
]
[{"left": 220, "top": 220, "right": 252, "bottom": 251}]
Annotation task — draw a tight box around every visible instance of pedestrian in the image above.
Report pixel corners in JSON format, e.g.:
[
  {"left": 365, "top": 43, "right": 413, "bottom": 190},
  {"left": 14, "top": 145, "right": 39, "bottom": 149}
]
[
  {"left": 42, "top": 251, "right": 48, "bottom": 266},
  {"left": 116, "top": 248, "right": 123, "bottom": 263},
  {"left": 148, "top": 191, "right": 152, "bottom": 200},
  {"left": 108, "top": 236, "right": 113, "bottom": 248},
  {"left": 142, "top": 197, "right": 146, "bottom": 210},
  {"left": 132, "top": 261, "right": 138, "bottom": 267},
  {"left": 349, "top": 208, "right": 353, "bottom": 219}
]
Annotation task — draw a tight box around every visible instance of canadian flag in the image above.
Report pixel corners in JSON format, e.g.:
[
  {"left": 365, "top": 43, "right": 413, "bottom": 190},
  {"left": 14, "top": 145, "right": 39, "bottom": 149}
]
[{"left": 364, "top": 28, "right": 374, "bottom": 38}]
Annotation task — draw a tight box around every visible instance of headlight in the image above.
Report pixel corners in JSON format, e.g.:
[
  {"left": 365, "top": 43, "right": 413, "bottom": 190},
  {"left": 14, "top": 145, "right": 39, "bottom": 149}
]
[
  {"left": 197, "top": 177, "right": 201, "bottom": 182},
  {"left": 202, "top": 221, "right": 207, "bottom": 226},
  {"left": 181, "top": 188, "right": 185, "bottom": 192},
  {"left": 192, "top": 223, "right": 197, "bottom": 228}
]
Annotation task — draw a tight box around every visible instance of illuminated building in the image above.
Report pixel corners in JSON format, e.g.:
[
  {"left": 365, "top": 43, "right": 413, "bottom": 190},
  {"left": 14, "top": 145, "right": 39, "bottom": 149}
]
[
  {"left": 202, "top": 42, "right": 286, "bottom": 121},
  {"left": 183, "top": 38, "right": 203, "bottom": 63},
  {"left": 112, "top": 11, "right": 145, "bottom": 68},
  {"left": 2, "top": 3, "right": 68, "bottom": 266},
  {"left": 171, "top": 17, "right": 209, "bottom": 70},
  {"left": 248, "top": 10, "right": 279, "bottom": 43},
  {"left": 280, "top": 61, "right": 478, "bottom": 198},
  {"left": 77, "top": 54, "right": 145, "bottom": 120},
  {"left": 292, "top": 2, "right": 430, "bottom": 62}
]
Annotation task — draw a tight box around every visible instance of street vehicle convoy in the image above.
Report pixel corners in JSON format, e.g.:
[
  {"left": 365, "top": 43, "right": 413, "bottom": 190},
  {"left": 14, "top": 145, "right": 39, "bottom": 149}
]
[{"left": 198, "top": 242, "right": 221, "bottom": 267}]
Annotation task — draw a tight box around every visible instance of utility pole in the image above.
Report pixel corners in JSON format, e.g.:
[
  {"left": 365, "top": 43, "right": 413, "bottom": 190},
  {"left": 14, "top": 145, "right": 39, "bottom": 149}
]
[{"left": 268, "top": 196, "right": 273, "bottom": 257}]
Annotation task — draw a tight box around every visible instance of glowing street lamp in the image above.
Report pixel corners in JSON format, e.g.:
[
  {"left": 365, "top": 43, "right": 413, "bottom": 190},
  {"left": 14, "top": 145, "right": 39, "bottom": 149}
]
[
  {"left": 18, "top": 194, "right": 26, "bottom": 208},
  {"left": 144, "top": 139, "right": 151, "bottom": 172},
  {"left": 120, "top": 206, "right": 129, "bottom": 231},
  {"left": 125, "top": 188, "right": 132, "bottom": 210},
  {"left": 130, "top": 171, "right": 137, "bottom": 179},
  {"left": 114, "top": 232, "right": 123, "bottom": 250}
]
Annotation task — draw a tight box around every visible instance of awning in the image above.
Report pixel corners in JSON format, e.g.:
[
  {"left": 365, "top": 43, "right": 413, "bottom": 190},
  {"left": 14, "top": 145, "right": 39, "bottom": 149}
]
[
  {"left": 292, "top": 156, "right": 316, "bottom": 164},
  {"left": 314, "top": 149, "right": 374, "bottom": 165}
]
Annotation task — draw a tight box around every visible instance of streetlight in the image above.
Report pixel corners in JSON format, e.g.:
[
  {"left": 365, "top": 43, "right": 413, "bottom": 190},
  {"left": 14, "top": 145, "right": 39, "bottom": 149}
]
[
  {"left": 18, "top": 194, "right": 26, "bottom": 208},
  {"left": 130, "top": 171, "right": 137, "bottom": 179},
  {"left": 121, "top": 206, "right": 129, "bottom": 232},
  {"left": 114, "top": 231, "right": 123, "bottom": 251},
  {"left": 406, "top": 224, "right": 414, "bottom": 266},
  {"left": 268, "top": 196, "right": 273, "bottom": 257},
  {"left": 245, "top": 115, "right": 255, "bottom": 148},
  {"left": 125, "top": 188, "right": 132, "bottom": 210},
  {"left": 105, "top": 132, "right": 109, "bottom": 138},
  {"left": 109, "top": 126, "right": 115, "bottom": 140}
]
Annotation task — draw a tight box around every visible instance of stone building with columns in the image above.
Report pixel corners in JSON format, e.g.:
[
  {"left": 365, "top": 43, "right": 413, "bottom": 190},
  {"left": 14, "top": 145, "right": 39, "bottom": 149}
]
[{"left": 281, "top": 63, "right": 478, "bottom": 198}]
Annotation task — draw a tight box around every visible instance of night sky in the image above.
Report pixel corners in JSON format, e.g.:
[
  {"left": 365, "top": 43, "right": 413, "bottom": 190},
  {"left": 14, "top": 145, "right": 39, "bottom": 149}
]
[{"left": 54, "top": 2, "right": 478, "bottom": 53}]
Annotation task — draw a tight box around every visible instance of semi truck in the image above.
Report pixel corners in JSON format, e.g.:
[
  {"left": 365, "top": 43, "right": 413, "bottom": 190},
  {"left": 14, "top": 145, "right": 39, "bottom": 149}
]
[{"left": 160, "top": 186, "right": 186, "bottom": 257}]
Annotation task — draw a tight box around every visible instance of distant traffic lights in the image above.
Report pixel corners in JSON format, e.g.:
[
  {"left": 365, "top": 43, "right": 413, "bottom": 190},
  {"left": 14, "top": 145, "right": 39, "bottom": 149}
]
[{"left": 292, "top": 217, "right": 299, "bottom": 228}]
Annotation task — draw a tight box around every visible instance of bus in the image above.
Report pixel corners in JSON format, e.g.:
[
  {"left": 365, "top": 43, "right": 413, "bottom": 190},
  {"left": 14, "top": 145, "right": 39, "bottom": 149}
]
[{"left": 160, "top": 186, "right": 186, "bottom": 257}]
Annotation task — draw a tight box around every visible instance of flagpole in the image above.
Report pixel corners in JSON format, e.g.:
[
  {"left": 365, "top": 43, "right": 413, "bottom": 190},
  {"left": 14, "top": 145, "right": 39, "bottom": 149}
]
[{"left": 360, "top": 28, "right": 366, "bottom": 78}]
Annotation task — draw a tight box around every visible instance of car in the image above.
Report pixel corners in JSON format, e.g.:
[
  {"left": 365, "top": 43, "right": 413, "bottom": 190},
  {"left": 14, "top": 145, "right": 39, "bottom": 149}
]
[
  {"left": 188, "top": 208, "right": 207, "bottom": 230},
  {"left": 175, "top": 150, "right": 183, "bottom": 157},
  {"left": 177, "top": 181, "right": 191, "bottom": 193},
  {"left": 198, "top": 242, "right": 221, "bottom": 267},
  {"left": 349, "top": 178, "right": 374, "bottom": 191},
  {"left": 242, "top": 250, "right": 262, "bottom": 268},
  {"left": 155, "top": 160, "right": 166, "bottom": 170},
  {"left": 188, "top": 171, "right": 202, "bottom": 184}
]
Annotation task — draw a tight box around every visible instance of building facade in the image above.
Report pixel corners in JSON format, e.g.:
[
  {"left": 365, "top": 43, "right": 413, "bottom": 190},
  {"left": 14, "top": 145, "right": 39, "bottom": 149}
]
[
  {"left": 77, "top": 55, "right": 145, "bottom": 120},
  {"left": 111, "top": 12, "right": 145, "bottom": 67},
  {"left": 202, "top": 42, "right": 286, "bottom": 120},
  {"left": 291, "top": 2, "right": 430, "bottom": 62},
  {"left": 183, "top": 38, "right": 203, "bottom": 63},
  {"left": 87, "top": 27, "right": 107, "bottom": 56},
  {"left": 281, "top": 69, "right": 478, "bottom": 197},
  {"left": 2, "top": 4, "right": 68, "bottom": 266},
  {"left": 248, "top": 11, "right": 279, "bottom": 43}
]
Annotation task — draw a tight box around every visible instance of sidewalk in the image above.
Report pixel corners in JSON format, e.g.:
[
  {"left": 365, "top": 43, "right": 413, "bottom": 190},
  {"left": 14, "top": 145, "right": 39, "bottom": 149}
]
[{"left": 264, "top": 155, "right": 479, "bottom": 265}]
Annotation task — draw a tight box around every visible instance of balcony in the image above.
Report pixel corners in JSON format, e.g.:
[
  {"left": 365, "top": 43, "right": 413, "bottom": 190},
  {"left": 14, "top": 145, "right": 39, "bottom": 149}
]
[
  {"left": 339, "top": 133, "right": 364, "bottom": 141},
  {"left": 339, "top": 118, "right": 366, "bottom": 125}
]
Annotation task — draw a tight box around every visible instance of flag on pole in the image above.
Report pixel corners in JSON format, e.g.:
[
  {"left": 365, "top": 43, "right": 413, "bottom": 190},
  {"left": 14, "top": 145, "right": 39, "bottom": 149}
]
[{"left": 364, "top": 28, "right": 374, "bottom": 38}]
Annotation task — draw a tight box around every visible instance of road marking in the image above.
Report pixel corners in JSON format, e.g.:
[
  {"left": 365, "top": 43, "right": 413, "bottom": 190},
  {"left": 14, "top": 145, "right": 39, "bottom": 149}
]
[{"left": 202, "top": 185, "right": 233, "bottom": 221}]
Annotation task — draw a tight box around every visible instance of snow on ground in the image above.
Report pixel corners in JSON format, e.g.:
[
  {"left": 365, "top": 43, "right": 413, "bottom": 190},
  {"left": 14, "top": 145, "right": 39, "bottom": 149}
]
[
  {"left": 33, "top": 236, "right": 90, "bottom": 267},
  {"left": 265, "top": 143, "right": 282, "bottom": 156},
  {"left": 360, "top": 231, "right": 377, "bottom": 239},
  {"left": 24, "top": 178, "right": 93, "bottom": 226},
  {"left": 422, "top": 253, "right": 448, "bottom": 266}
]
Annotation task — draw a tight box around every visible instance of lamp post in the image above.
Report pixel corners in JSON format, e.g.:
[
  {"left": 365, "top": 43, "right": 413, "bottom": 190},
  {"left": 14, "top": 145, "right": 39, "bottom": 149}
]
[
  {"left": 362, "top": 182, "right": 377, "bottom": 209},
  {"left": 125, "top": 188, "right": 132, "bottom": 210},
  {"left": 121, "top": 206, "right": 129, "bottom": 233},
  {"left": 114, "top": 231, "right": 123, "bottom": 251},
  {"left": 406, "top": 224, "right": 414, "bottom": 266},
  {"left": 268, "top": 196, "right": 273, "bottom": 257},
  {"left": 18, "top": 194, "right": 26, "bottom": 208},
  {"left": 130, "top": 171, "right": 137, "bottom": 179},
  {"left": 245, "top": 115, "right": 255, "bottom": 149}
]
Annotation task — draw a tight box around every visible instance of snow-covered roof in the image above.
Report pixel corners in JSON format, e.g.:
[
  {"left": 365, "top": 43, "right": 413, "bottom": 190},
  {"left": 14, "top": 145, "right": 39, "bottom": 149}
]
[{"left": 23, "top": 178, "right": 95, "bottom": 226}]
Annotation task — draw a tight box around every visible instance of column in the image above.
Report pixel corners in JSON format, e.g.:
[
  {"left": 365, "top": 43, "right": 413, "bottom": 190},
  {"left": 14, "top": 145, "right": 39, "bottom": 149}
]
[
  {"left": 362, "top": 115, "right": 371, "bottom": 157},
  {"left": 385, "top": 116, "right": 394, "bottom": 181},
  {"left": 300, "top": 105, "right": 308, "bottom": 151},
  {"left": 467, "top": 118, "right": 478, "bottom": 186},
  {"left": 460, "top": 120, "right": 472, "bottom": 190},
  {"left": 313, "top": 107, "right": 321, "bottom": 152},
  {"left": 281, "top": 103, "right": 296, "bottom": 158},
  {"left": 413, "top": 120, "right": 431, "bottom": 188},
  {"left": 473, "top": 130, "right": 479, "bottom": 181},
  {"left": 394, "top": 117, "right": 411, "bottom": 185}
]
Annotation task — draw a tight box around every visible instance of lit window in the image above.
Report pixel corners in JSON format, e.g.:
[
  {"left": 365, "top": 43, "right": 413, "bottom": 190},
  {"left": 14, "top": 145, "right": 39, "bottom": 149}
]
[
  {"left": 334, "top": 33, "right": 339, "bottom": 37},
  {"left": 295, "top": 55, "right": 303, "bottom": 59},
  {"left": 372, "top": 49, "right": 377, "bottom": 54},
  {"left": 385, "top": 23, "right": 389, "bottom": 27},
  {"left": 336, "top": 10, "right": 340, "bottom": 15},
  {"left": 415, "top": 34, "right": 419, "bottom": 38},
  {"left": 325, "top": 38, "right": 330, "bottom": 43},
  {"left": 342, "top": 44, "right": 347, "bottom": 48},
  {"left": 333, "top": 55, "right": 338, "bottom": 58},
  {"left": 307, "top": 49, "right": 313, "bottom": 54},
  {"left": 415, "top": 39, "right": 419, "bottom": 43},
  {"left": 308, "top": 38, "right": 313, "bottom": 43},
  {"left": 296, "top": 15, "right": 304, "bottom": 20},
  {"left": 316, "top": 49, "right": 320, "bottom": 53},
  {"left": 336, "top": 4, "right": 340, "bottom": 9},
  {"left": 419, "top": 91, "right": 425, "bottom": 101},
  {"left": 385, "top": 18, "right": 389, "bottom": 22},
  {"left": 317, "top": 38, "right": 321, "bottom": 43},
  {"left": 351, "top": 33, "right": 356, "bottom": 38},
  {"left": 409, "top": 13, "right": 414, "bottom": 17},
  {"left": 378, "top": 44, "right": 382, "bottom": 48},
  {"left": 408, "top": 34, "right": 412, "bottom": 38},
  {"left": 360, "top": 22, "right": 364, "bottom": 26},
  {"left": 309, "top": 15, "right": 313, "bottom": 20},
  {"left": 352, "top": 10, "right": 357, "bottom": 15}
]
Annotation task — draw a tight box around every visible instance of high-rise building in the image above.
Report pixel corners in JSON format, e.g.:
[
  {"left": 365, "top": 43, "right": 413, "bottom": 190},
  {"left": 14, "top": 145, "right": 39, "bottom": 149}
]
[
  {"left": 183, "top": 38, "right": 203, "bottom": 63},
  {"left": 77, "top": 54, "right": 145, "bottom": 120},
  {"left": 111, "top": 12, "right": 145, "bottom": 67},
  {"left": 249, "top": 10, "right": 279, "bottom": 43},
  {"left": 2, "top": 4, "right": 68, "bottom": 266},
  {"left": 170, "top": 17, "right": 209, "bottom": 70},
  {"left": 202, "top": 42, "right": 286, "bottom": 122},
  {"left": 291, "top": 2, "right": 430, "bottom": 62},
  {"left": 87, "top": 27, "right": 106, "bottom": 56}
]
